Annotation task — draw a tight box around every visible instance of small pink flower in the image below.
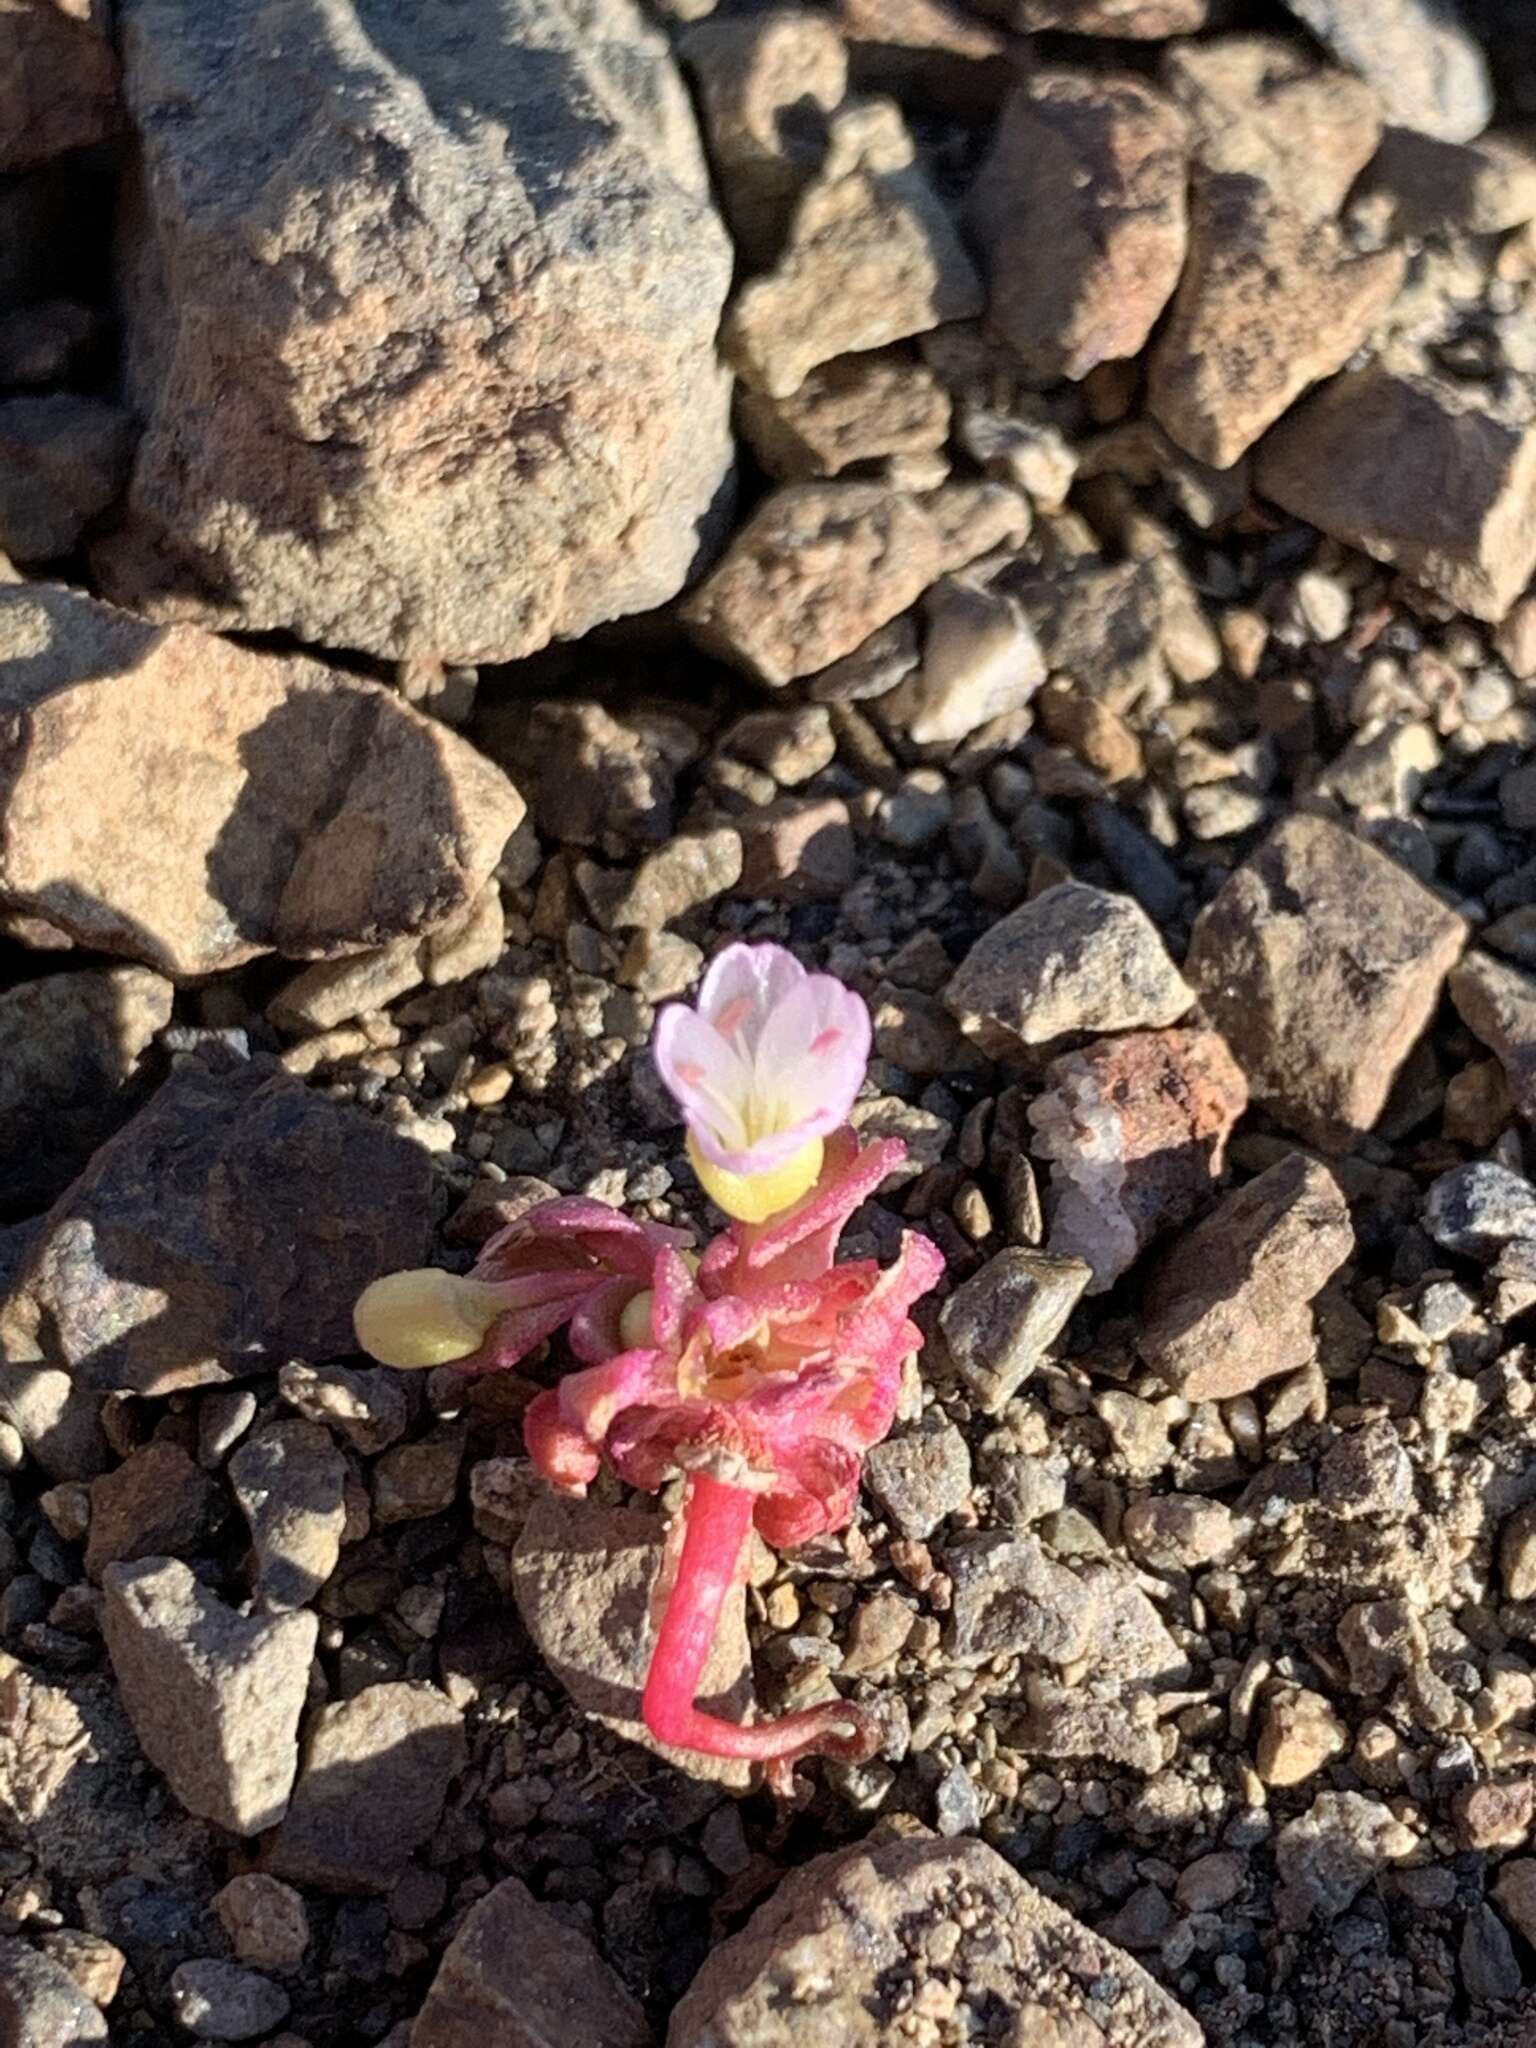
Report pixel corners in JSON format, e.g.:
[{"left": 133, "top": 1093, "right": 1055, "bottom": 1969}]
[
  {"left": 524, "top": 1129, "right": 944, "bottom": 1787},
  {"left": 653, "top": 942, "right": 871, "bottom": 1222}
]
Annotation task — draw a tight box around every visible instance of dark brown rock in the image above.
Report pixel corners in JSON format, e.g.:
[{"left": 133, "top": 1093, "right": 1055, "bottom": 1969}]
[
  {"left": 96, "top": 0, "right": 733, "bottom": 662},
  {"left": 0, "top": 0, "right": 120, "bottom": 171},
  {"left": 0, "top": 965, "right": 171, "bottom": 1218},
  {"left": 1139, "top": 1154, "right": 1355, "bottom": 1400},
  {"left": 1185, "top": 815, "right": 1467, "bottom": 1150},
  {"left": 0, "top": 1059, "right": 434, "bottom": 1396},
  {"left": 86, "top": 1441, "right": 222, "bottom": 1580},
  {"left": 266, "top": 1681, "right": 466, "bottom": 1893},
  {"left": 412, "top": 1878, "right": 652, "bottom": 2048},
  {"left": 0, "top": 395, "right": 134, "bottom": 561}
]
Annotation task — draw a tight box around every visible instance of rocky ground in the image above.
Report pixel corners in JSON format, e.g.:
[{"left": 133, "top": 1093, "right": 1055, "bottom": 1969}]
[{"left": 5, "top": 0, "right": 1536, "bottom": 2043}]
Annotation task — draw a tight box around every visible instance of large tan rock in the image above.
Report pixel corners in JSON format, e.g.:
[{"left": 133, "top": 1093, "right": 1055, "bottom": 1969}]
[
  {"left": 94, "top": 0, "right": 733, "bottom": 663},
  {"left": 0, "top": 0, "right": 119, "bottom": 171},
  {"left": 1148, "top": 174, "right": 1406, "bottom": 468},
  {"left": 1185, "top": 815, "right": 1467, "bottom": 1151},
  {"left": 1256, "top": 364, "right": 1536, "bottom": 622},
  {"left": 969, "top": 71, "right": 1188, "bottom": 383},
  {"left": 0, "top": 583, "right": 521, "bottom": 977},
  {"left": 666, "top": 1833, "right": 1202, "bottom": 2047},
  {"left": 1277, "top": 0, "right": 1490, "bottom": 144}
]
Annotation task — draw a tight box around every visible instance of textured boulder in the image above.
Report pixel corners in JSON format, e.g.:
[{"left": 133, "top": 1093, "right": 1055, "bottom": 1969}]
[
  {"left": 0, "top": 1058, "right": 434, "bottom": 1396},
  {"left": 0, "top": 583, "right": 522, "bottom": 976},
  {"left": 412, "top": 1879, "right": 652, "bottom": 2048},
  {"left": 96, "top": 0, "right": 733, "bottom": 662},
  {"left": 0, "top": 0, "right": 120, "bottom": 171},
  {"left": 666, "top": 1833, "right": 1202, "bottom": 2047}
]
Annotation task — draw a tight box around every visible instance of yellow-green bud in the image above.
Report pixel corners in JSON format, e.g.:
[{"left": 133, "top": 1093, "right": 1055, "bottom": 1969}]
[{"left": 353, "top": 1268, "right": 506, "bottom": 1370}]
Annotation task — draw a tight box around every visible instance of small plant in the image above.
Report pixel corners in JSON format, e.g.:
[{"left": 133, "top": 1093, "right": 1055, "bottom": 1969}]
[{"left": 354, "top": 943, "right": 943, "bottom": 1788}]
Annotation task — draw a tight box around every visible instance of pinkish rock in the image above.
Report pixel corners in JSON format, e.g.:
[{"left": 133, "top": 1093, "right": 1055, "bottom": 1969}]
[
  {"left": 969, "top": 71, "right": 1188, "bottom": 382},
  {"left": 0, "top": 582, "right": 522, "bottom": 977},
  {"left": 1028, "top": 1027, "right": 1249, "bottom": 1292}
]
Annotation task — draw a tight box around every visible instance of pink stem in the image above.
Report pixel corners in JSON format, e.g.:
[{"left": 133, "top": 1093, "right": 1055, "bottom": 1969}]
[{"left": 642, "top": 1470, "right": 878, "bottom": 1792}]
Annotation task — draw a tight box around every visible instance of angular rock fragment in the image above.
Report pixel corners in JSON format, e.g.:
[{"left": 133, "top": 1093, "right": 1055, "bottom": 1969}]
[
  {"left": 102, "top": 1558, "right": 317, "bottom": 1836},
  {"left": 86, "top": 1440, "right": 222, "bottom": 1580},
  {"left": 1139, "top": 1154, "right": 1355, "bottom": 1400},
  {"left": 0, "top": 0, "right": 120, "bottom": 171},
  {"left": 1185, "top": 815, "right": 1467, "bottom": 1150},
  {"left": 229, "top": 1421, "right": 347, "bottom": 1612},
  {"left": 725, "top": 100, "right": 982, "bottom": 398},
  {"left": 0, "top": 1652, "right": 90, "bottom": 1832},
  {"left": 945, "top": 881, "right": 1193, "bottom": 1057},
  {"left": 0, "top": 1937, "right": 107, "bottom": 2048},
  {"left": 413, "top": 1878, "right": 651, "bottom": 2048},
  {"left": 1000, "top": 551, "right": 1219, "bottom": 712},
  {"left": 267, "top": 1682, "right": 466, "bottom": 1893},
  {"left": 1161, "top": 34, "right": 1382, "bottom": 219},
  {"left": 1363, "top": 126, "right": 1536, "bottom": 238},
  {"left": 0, "top": 965, "right": 171, "bottom": 1218},
  {"left": 0, "top": 584, "right": 523, "bottom": 976},
  {"left": 1255, "top": 366, "right": 1536, "bottom": 622},
  {"left": 169, "top": 1960, "right": 289, "bottom": 2043},
  {"left": 864, "top": 1422, "right": 972, "bottom": 1541},
  {"left": 481, "top": 699, "right": 694, "bottom": 860},
  {"left": 510, "top": 1493, "right": 752, "bottom": 1786},
  {"left": 682, "top": 9, "right": 847, "bottom": 267},
  {"left": 682, "top": 481, "right": 1025, "bottom": 686},
  {"left": 734, "top": 350, "right": 952, "bottom": 482},
  {"left": 836, "top": 0, "right": 1014, "bottom": 117},
  {"left": 969, "top": 71, "right": 1188, "bottom": 382},
  {"left": 1277, "top": 0, "right": 1490, "bottom": 144},
  {"left": 1148, "top": 175, "right": 1405, "bottom": 469},
  {"left": 938, "top": 1248, "right": 1091, "bottom": 1412},
  {"left": 1449, "top": 949, "right": 1536, "bottom": 1122},
  {"left": 1028, "top": 1027, "right": 1249, "bottom": 1292},
  {"left": 0, "top": 394, "right": 135, "bottom": 560},
  {"left": 0, "top": 1059, "right": 434, "bottom": 1396},
  {"left": 944, "top": 1534, "right": 1100, "bottom": 1665},
  {"left": 877, "top": 576, "right": 1044, "bottom": 747},
  {"left": 1274, "top": 1791, "right": 1416, "bottom": 1928},
  {"left": 666, "top": 1833, "right": 1203, "bottom": 2047},
  {"left": 98, "top": 0, "right": 733, "bottom": 662}
]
